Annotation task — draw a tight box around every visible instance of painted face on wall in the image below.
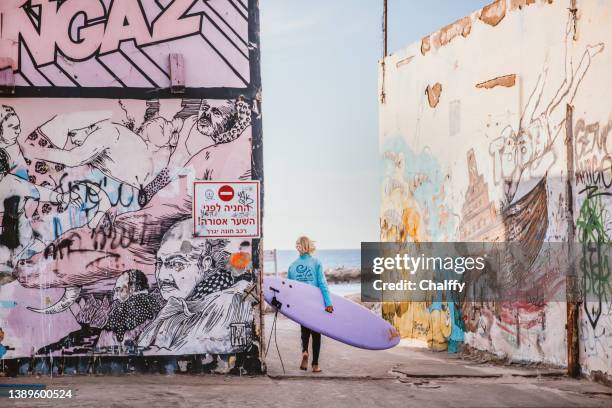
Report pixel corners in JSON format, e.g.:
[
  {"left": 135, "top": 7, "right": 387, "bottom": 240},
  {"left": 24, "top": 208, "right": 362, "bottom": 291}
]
[
  {"left": 1, "top": 115, "right": 21, "bottom": 145},
  {"left": 491, "top": 125, "right": 524, "bottom": 190},
  {"left": 68, "top": 123, "right": 99, "bottom": 147},
  {"left": 113, "top": 273, "right": 131, "bottom": 303},
  {"left": 520, "top": 118, "right": 547, "bottom": 168},
  {"left": 155, "top": 237, "right": 213, "bottom": 300},
  {"left": 197, "top": 101, "right": 236, "bottom": 138},
  {"left": 516, "top": 129, "right": 532, "bottom": 168}
]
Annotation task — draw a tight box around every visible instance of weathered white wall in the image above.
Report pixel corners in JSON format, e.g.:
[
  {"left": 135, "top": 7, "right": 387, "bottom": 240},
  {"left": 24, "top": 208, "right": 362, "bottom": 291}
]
[{"left": 379, "top": 0, "right": 611, "bottom": 378}]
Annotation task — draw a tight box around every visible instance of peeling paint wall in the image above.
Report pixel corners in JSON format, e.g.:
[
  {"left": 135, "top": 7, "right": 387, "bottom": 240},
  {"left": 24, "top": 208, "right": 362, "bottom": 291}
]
[
  {"left": 0, "top": 0, "right": 263, "bottom": 375},
  {"left": 379, "top": 0, "right": 611, "bottom": 377}
]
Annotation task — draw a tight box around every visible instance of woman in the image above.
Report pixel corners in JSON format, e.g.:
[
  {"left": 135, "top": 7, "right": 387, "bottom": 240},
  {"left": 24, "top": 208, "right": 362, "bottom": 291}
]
[
  {"left": 0, "top": 106, "right": 81, "bottom": 271},
  {"left": 287, "top": 236, "right": 333, "bottom": 373}
]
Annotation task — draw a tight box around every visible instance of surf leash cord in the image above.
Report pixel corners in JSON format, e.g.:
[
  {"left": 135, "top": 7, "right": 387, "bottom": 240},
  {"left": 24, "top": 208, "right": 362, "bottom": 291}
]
[{"left": 264, "top": 288, "right": 285, "bottom": 374}]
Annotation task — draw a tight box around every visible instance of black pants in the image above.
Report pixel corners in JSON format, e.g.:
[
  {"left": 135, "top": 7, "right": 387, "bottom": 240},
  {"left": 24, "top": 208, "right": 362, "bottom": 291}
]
[{"left": 300, "top": 325, "right": 321, "bottom": 365}]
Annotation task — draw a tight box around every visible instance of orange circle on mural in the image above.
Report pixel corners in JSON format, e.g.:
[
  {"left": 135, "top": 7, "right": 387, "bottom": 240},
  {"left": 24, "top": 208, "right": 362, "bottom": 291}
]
[{"left": 230, "top": 252, "right": 251, "bottom": 269}]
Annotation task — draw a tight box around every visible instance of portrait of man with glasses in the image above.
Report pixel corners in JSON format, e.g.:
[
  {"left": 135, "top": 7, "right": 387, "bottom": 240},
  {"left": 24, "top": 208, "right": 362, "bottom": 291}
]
[{"left": 137, "top": 219, "right": 254, "bottom": 355}]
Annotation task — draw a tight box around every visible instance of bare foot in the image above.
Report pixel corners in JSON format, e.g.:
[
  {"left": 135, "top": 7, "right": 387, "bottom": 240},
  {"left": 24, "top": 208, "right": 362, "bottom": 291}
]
[
  {"left": 312, "top": 365, "right": 322, "bottom": 373},
  {"left": 300, "top": 352, "right": 308, "bottom": 371}
]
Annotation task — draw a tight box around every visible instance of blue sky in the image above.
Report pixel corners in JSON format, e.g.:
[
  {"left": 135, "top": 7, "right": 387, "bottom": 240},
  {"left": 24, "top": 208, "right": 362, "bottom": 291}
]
[{"left": 260, "top": 1, "right": 491, "bottom": 249}]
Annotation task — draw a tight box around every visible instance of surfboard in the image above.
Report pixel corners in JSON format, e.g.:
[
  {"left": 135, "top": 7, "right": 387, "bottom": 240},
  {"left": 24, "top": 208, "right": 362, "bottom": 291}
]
[{"left": 263, "top": 277, "right": 400, "bottom": 350}]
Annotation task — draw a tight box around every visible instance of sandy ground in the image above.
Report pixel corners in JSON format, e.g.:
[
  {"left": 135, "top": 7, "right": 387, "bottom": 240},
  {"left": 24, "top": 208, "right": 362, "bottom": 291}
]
[{"left": 0, "top": 314, "right": 610, "bottom": 408}]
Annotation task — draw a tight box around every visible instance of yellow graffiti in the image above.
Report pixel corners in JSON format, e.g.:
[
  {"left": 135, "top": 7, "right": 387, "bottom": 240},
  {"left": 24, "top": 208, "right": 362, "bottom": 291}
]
[
  {"left": 400, "top": 207, "right": 421, "bottom": 241},
  {"left": 382, "top": 301, "right": 453, "bottom": 351}
]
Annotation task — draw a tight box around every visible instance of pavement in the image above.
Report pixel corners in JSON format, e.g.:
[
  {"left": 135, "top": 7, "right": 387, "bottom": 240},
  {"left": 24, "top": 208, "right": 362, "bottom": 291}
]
[
  {"left": 264, "top": 313, "right": 567, "bottom": 379},
  {"left": 0, "top": 313, "right": 610, "bottom": 408},
  {"left": 262, "top": 313, "right": 611, "bottom": 407}
]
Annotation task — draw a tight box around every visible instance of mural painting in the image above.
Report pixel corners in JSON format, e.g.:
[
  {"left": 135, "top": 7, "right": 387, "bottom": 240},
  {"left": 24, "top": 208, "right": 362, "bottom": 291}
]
[
  {"left": 379, "top": 0, "right": 611, "bottom": 375},
  {"left": 0, "top": 97, "right": 259, "bottom": 367},
  {"left": 0, "top": 0, "right": 263, "bottom": 374}
]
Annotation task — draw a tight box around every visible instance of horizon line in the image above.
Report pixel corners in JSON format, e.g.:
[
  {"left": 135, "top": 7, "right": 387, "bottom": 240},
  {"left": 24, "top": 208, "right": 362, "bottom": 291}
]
[{"left": 263, "top": 248, "right": 361, "bottom": 251}]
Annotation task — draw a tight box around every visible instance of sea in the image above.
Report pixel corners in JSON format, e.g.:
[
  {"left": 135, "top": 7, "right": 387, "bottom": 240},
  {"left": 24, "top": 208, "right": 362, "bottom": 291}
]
[{"left": 263, "top": 249, "right": 361, "bottom": 296}]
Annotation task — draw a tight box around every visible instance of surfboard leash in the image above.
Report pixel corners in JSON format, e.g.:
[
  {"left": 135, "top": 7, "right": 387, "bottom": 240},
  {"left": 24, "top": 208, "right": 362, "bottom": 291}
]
[{"left": 264, "top": 309, "right": 285, "bottom": 375}]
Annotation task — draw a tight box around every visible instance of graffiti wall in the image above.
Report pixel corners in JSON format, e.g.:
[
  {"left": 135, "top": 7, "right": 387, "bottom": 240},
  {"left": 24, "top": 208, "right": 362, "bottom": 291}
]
[
  {"left": 0, "top": 0, "right": 263, "bottom": 374},
  {"left": 0, "top": 0, "right": 252, "bottom": 89},
  {"left": 574, "top": 101, "right": 612, "bottom": 377},
  {"left": 379, "top": 0, "right": 611, "bottom": 377}
]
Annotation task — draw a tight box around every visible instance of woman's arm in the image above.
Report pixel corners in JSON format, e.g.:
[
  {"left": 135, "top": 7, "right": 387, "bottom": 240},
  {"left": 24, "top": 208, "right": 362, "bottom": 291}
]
[
  {"left": 167, "top": 115, "right": 198, "bottom": 169},
  {"left": 287, "top": 263, "right": 295, "bottom": 280},
  {"left": 39, "top": 111, "right": 112, "bottom": 143},
  {"left": 30, "top": 181, "right": 62, "bottom": 204},
  {"left": 31, "top": 143, "right": 102, "bottom": 168},
  {"left": 28, "top": 125, "right": 113, "bottom": 168},
  {"left": 315, "top": 260, "right": 333, "bottom": 309},
  {"left": 36, "top": 183, "right": 81, "bottom": 207},
  {"left": 1, "top": 173, "right": 66, "bottom": 205}
]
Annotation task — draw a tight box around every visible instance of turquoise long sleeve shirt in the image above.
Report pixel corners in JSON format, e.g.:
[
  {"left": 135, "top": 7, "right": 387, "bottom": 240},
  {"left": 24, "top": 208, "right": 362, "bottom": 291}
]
[{"left": 288, "top": 254, "right": 332, "bottom": 307}]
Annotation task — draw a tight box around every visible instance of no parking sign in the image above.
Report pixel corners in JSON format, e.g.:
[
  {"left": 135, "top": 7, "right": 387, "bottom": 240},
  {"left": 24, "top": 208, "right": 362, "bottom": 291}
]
[{"left": 193, "top": 181, "right": 261, "bottom": 238}]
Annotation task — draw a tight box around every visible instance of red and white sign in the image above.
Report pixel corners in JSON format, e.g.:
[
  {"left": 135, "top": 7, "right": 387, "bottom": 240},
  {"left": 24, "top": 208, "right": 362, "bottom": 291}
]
[
  {"left": 218, "top": 185, "right": 235, "bottom": 202},
  {"left": 193, "top": 181, "right": 261, "bottom": 238}
]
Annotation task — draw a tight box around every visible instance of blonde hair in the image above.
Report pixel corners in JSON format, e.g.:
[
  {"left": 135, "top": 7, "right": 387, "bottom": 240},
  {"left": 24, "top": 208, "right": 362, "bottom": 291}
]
[{"left": 296, "top": 236, "right": 316, "bottom": 255}]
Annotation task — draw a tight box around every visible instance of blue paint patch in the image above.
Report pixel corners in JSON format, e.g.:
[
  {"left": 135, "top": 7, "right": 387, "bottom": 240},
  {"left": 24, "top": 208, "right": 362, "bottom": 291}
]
[
  {"left": 13, "top": 168, "right": 29, "bottom": 180},
  {"left": 381, "top": 137, "right": 457, "bottom": 241},
  {"left": 53, "top": 216, "right": 63, "bottom": 240},
  {"left": 0, "top": 300, "right": 17, "bottom": 308}
]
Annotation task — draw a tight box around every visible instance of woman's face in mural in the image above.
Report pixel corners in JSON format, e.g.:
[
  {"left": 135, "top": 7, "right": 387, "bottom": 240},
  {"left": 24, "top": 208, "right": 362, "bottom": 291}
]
[
  {"left": 1, "top": 115, "right": 21, "bottom": 145},
  {"left": 516, "top": 128, "right": 533, "bottom": 169},
  {"left": 498, "top": 126, "right": 520, "bottom": 179},
  {"left": 155, "top": 238, "right": 213, "bottom": 300},
  {"left": 68, "top": 123, "right": 100, "bottom": 147}
]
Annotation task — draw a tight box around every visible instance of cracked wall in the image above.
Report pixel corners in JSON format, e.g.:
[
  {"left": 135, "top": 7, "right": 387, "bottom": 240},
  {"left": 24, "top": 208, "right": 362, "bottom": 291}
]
[{"left": 379, "top": 0, "right": 611, "bottom": 378}]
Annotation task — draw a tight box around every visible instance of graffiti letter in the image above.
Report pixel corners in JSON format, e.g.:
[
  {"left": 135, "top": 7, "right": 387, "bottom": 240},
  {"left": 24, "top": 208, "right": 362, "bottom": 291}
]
[
  {"left": 152, "top": 0, "right": 201, "bottom": 42},
  {"left": 100, "top": 0, "right": 153, "bottom": 54},
  {"left": 0, "top": 1, "right": 56, "bottom": 67},
  {"left": 55, "top": 0, "right": 106, "bottom": 61}
]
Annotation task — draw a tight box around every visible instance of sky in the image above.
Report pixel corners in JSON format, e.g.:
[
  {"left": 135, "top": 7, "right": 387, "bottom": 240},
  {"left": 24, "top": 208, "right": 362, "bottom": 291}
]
[{"left": 260, "top": 1, "right": 492, "bottom": 250}]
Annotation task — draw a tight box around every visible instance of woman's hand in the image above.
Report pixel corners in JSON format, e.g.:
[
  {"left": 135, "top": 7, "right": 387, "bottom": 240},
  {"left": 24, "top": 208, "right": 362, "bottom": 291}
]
[
  {"left": 59, "top": 191, "right": 83, "bottom": 209},
  {"left": 325, "top": 306, "right": 334, "bottom": 313}
]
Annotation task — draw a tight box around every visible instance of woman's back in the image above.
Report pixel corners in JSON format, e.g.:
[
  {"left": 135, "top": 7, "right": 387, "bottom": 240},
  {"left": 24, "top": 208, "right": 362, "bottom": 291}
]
[
  {"left": 288, "top": 254, "right": 320, "bottom": 285},
  {"left": 288, "top": 252, "right": 331, "bottom": 308}
]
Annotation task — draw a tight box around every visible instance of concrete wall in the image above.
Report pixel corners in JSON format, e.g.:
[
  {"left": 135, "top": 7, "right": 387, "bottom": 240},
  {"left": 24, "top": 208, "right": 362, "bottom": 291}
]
[
  {"left": 0, "top": 0, "right": 263, "bottom": 375},
  {"left": 379, "top": 0, "right": 611, "bottom": 378}
]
